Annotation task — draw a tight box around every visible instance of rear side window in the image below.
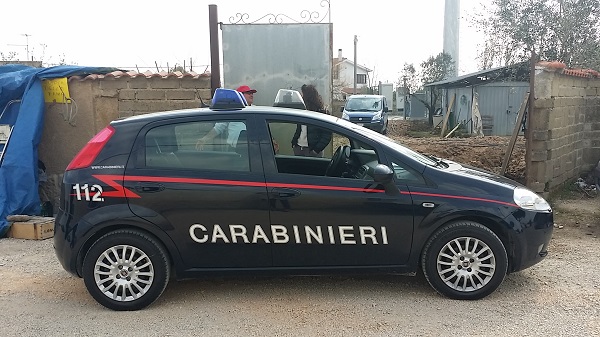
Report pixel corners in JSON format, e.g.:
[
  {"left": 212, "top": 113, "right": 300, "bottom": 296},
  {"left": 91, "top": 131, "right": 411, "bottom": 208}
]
[{"left": 144, "top": 120, "right": 249, "bottom": 172}]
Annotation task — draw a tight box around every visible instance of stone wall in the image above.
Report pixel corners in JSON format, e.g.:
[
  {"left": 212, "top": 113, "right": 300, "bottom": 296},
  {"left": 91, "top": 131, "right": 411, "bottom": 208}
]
[
  {"left": 38, "top": 72, "right": 211, "bottom": 209},
  {"left": 528, "top": 68, "right": 600, "bottom": 193}
]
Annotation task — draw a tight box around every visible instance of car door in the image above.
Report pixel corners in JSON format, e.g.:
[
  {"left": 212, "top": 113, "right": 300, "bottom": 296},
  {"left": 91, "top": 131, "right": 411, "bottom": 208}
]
[
  {"left": 124, "top": 114, "right": 272, "bottom": 269},
  {"left": 262, "top": 116, "right": 415, "bottom": 267}
]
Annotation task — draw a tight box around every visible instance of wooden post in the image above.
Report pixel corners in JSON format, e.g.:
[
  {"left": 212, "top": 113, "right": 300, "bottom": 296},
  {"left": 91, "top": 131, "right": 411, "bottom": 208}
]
[
  {"left": 500, "top": 92, "right": 530, "bottom": 175},
  {"left": 209, "top": 4, "right": 221, "bottom": 97},
  {"left": 440, "top": 93, "right": 455, "bottom": 137}
]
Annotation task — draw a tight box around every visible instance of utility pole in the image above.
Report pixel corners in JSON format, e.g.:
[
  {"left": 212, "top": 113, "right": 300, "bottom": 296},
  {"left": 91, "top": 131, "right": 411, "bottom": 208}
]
[
  {"left": 22, "top": 34, "right": 31, "bottom": 60},
  {"left": 353, "top": 35, "right": 357, "bottom": 95},
  {"left": 7, "top": 33, "right": 32, "bottom": 61}
]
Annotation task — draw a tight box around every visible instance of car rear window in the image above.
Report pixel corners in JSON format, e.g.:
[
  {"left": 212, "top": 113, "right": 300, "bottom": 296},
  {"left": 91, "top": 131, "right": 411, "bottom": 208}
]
[{"left": 144, "top": 120, "right": 250, "bottom": 172}]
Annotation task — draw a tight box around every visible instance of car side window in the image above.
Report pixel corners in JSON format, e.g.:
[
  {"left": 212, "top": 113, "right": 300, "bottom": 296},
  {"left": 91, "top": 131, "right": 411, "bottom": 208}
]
[
  {"left": 267, "top": 120, "right": 380, "bottom": 180},
  {"left": 391, "top": 159, "right": 424, "bottom": 184},
  {"left": 144, "top": 120, "right": 249, "bottom": 172}
]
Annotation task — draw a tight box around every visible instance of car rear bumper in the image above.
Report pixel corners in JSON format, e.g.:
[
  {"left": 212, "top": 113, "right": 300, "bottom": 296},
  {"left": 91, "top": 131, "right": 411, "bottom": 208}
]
[{"left": 53, "top": 208, "right": 82, "bottom": 277}]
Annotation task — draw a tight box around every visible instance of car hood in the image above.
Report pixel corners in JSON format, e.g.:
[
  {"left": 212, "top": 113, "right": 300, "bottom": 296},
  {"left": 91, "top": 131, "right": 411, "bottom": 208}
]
[
  {"left": 345, "top": 110, "right": 378, "bottom": 116},
  {"left": 444, "top": 160, "right": 522, "bottom": 190}
]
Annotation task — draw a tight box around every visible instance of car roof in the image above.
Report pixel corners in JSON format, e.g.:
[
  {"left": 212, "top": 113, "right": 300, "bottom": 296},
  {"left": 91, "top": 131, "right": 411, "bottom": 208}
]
[{"left": 111, "top": 105, "right": 339, "bottom": 126}]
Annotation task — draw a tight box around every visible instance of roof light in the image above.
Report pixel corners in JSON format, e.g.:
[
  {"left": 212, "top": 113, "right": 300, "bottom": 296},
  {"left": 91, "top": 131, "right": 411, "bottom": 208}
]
[
  {"left": 210, "top": 88, "right": 247, "bottom": 110},
  {"left": 273, "top": 89, "right": 306, "bottom": 110}
]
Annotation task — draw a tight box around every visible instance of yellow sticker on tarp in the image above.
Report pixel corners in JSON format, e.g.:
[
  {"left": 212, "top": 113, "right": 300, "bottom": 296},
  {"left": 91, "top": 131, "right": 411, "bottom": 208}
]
[{"left": 42, "top": 78, "right": 70, "bottom": 103}]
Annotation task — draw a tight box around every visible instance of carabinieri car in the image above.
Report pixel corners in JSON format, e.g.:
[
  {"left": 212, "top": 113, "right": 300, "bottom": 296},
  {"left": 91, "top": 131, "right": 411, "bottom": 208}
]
[{"left": 54, "top": 88, "right": 554, "bottom": 311}]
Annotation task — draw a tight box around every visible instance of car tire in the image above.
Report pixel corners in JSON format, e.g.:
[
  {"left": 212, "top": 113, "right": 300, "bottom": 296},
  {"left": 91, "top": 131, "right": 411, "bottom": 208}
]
[
  {"left": 421, "top": 221, "right": 508, "bottom": 300},
  {"left": 82, "top": 229, "right": 170, "bottom": 311}
]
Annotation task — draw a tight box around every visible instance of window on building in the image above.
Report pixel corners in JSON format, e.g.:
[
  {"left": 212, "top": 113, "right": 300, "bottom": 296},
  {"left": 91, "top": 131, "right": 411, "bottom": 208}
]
[{"left": 356, "top": 74, "right": 367, "bottom": 84}]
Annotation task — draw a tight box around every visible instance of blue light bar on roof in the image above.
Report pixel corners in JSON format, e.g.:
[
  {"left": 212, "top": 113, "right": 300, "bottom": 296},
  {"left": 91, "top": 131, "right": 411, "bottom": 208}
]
[{"left": 210, "top": 88, "right": 247, "bottom": 110}]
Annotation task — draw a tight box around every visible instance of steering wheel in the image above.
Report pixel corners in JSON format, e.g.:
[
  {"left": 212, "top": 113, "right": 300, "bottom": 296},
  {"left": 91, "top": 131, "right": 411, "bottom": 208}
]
[{"left": 326, "top": 145, "right": 350, "bottom": 177}]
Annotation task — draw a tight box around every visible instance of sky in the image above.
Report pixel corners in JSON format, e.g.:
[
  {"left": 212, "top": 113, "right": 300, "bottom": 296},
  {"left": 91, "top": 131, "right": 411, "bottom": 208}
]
[{"left": 0, "top": 0, "right": 487, "bottom": 84}]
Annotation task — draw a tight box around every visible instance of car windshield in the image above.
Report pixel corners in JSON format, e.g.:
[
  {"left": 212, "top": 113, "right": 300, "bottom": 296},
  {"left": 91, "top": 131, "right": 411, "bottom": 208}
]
[
  {"left": 345, "top": 97, "right": 382, "bottom": 112},
  {"left": 333, "top": 117, "right": 439, "bottom": 167}
]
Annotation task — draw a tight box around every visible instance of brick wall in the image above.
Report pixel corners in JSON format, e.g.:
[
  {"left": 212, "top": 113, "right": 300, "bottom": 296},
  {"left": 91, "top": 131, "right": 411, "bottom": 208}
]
[
  {"left": 528, "top": 69, "right": 600, "bottom": 194},
  {"left": 38, "top": 73, "right": 211, "bottom": 209}
]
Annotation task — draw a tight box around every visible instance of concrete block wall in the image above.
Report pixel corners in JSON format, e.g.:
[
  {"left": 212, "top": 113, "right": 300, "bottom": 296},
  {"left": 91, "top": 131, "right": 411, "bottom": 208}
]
[
  {"left": 528, "top": 69, "right": 600, "bottom": 193},
  {"left": 38, "top": 73, "right": 212, "bottom": 210}
]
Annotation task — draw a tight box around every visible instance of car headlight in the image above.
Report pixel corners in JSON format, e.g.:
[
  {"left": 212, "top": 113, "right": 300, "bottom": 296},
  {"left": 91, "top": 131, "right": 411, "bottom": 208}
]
[
  {"left": 372, "top": 111, "right": 382, "bottom": 120},
  {"left": 513, "top": 187, "right": 551, "bottom": 212},
  {"left": 342, "top": 112, "right": 349, "bottom": 120}
]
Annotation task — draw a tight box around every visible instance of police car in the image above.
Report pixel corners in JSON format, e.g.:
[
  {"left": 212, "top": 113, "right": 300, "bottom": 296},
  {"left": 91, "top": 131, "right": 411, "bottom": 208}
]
[{"left": 54, "top": 88, "right": 554, "bottom": 311}]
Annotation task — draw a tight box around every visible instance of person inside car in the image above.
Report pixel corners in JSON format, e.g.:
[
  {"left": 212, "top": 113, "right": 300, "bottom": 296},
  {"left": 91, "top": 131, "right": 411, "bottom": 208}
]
[
  {"left": 195, "top": 85, "right": 257, "bottom": 151},
  {"left": 196, "top": 85, "right": 279, "bottom": 153}
]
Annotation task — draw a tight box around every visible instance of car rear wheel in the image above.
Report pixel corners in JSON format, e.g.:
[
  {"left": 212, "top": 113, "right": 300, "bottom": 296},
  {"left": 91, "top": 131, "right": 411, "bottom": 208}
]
[
  {"left": 421, "top": 221, "right": 508, "bottom": 300},
  {"left": 82, "top": 229, "right": 170, "bottom": 311}
]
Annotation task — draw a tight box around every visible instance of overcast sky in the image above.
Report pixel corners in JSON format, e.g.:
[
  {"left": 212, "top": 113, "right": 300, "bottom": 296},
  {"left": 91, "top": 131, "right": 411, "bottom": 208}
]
[{"left": 0, "top": 0, "right": 486, "bottom": 84}]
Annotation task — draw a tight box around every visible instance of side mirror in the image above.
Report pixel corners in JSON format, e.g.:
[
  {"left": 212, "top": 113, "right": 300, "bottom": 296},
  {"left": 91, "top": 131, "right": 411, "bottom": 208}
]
[
  {"left": 373, "top": 164, "right": 393, "bottom": 183},
  {"left": 373, "top": 164, "right": 399, "bottom": 195},
  {"left": 340, "top": 106, "right": 345, "bottom": 112},
  {"left": 383, "top": 107, "right": 389, "bottom": 113}
]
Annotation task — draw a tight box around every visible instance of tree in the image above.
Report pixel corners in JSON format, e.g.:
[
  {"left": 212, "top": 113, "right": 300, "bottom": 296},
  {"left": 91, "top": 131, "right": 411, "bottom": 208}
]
[
  {"left": 397, "top": 52, "right": 455, "bottom": 125},
  {"left": 399, "top": 63, "right": 420, "bottom": 95},
  {"left": 473, "top": 0, "right": 600, "bottom": 70},
  {"left": 0, "top": 51, "right": 17, "bottom": 62}
]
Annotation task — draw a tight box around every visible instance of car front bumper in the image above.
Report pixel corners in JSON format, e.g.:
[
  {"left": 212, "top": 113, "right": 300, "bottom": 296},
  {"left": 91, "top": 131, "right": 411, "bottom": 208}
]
[
  {"left": 506, "top": 209, "right": 554, "bottom": 272},
  {"left": 345, "top": 118, "right": 385, "bottom": 132}
]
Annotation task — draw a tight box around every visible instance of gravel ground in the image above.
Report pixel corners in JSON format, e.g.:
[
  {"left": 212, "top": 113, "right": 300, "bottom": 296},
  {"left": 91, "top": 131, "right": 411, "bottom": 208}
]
[{"left": 0, "top": 196, "right": 598, "bottom": 337}]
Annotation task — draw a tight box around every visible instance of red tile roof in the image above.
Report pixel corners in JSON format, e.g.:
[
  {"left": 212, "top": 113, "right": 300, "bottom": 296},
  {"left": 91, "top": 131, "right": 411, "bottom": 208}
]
[
  {"left": 537, "top": 61, "right": 600, "bottom": 78},
  {"left": 70, "top": 70, "right": 210, "bottom": 81}
]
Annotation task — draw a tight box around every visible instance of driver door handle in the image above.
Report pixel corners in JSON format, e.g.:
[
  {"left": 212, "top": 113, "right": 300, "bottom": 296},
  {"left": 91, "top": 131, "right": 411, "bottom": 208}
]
[{"left": 270, "top": 188, "right": 301, "bottom": 199}]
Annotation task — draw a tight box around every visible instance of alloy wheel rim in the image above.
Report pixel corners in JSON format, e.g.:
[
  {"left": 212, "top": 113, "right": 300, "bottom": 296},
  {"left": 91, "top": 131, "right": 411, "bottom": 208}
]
[
  {"left": 93, "top": 244, "right": 155, "bottom": 302},
  {"left": 436, "top": 236, "right": 496, "bottom": 292}
]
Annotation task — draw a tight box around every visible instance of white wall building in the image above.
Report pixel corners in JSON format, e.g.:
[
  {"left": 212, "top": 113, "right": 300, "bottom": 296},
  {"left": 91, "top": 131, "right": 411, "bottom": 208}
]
[{"left": 332, "top": 49, "right": 372, "bottom": 100}]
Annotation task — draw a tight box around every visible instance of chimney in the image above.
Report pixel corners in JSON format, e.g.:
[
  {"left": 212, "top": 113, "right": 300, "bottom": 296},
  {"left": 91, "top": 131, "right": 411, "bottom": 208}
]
[{"left": 338, "top": 48, "right": 343, "bottom": 60}]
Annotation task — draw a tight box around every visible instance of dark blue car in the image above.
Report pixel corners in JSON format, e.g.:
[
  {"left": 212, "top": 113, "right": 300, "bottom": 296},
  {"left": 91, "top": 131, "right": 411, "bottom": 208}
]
[{"left": 54, "top": 89, "right": 553, "bottom": 310}]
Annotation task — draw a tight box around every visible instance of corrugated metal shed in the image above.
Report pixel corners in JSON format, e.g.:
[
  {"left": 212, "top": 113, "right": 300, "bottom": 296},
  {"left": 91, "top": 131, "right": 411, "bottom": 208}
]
[
  {"left": 443, "top": 82, "right": 529, "bottom": 136},
  {"left": 425, "top": 62, "right": 530, "bottom": 136}
]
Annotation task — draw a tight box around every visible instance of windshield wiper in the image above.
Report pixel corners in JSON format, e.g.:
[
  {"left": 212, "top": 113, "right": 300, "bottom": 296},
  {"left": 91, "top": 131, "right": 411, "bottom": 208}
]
[{"left": 424, "top": 154, "right": 447, "bottom": 168}]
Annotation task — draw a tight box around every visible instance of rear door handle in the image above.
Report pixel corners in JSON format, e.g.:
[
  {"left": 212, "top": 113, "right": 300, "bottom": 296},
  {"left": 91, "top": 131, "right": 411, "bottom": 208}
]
[{"left": 134, "top": 182, "right": 165, "bottom": 193}]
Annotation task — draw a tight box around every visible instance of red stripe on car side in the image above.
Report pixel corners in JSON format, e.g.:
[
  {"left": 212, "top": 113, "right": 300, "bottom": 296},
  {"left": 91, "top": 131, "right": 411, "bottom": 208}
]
[
  {"left": 93, "top": 174, "right": 141, "bottom": 198},
  {"left": 406, "top": 191, "right": 517, "bottom": 207},
  {"left": 123, "top": 175, "right": 266, "bottom": 187},
  {"left": 265, "top": 182, "right": 385, "bottom": 193},
  {"left": 91, "top": 174, "right": 516, "bottom": 206}
]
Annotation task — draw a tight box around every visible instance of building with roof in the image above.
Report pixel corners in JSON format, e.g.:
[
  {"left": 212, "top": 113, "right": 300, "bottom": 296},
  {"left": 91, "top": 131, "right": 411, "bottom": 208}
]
[{"left": 332, "top": 49, "right": 372, "bottom": 100}]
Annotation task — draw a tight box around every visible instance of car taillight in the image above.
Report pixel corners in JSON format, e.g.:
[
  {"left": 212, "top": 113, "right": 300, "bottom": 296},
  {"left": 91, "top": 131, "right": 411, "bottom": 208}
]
[{"left": 66, "top": 126, "right": 115, "bottom": 171}]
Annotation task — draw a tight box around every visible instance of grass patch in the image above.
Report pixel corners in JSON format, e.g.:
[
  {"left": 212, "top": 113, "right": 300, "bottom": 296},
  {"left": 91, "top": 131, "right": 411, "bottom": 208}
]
[{"left": 547, "top": 178, "right": 596, "bottom": 202}]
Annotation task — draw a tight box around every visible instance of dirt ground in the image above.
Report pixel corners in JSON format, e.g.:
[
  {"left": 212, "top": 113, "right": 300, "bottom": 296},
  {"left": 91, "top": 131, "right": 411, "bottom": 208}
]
[{"left": 386, "top": 119, "right": 526, "bottom": 183}]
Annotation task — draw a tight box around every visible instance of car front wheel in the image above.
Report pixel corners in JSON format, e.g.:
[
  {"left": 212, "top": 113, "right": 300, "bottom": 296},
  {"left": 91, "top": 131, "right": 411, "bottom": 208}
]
[
  {"left": 82, "top": 229, "right": 170, "bottom": 310},
  {"left": 421, "top": 221, "right": 508, "bottom": 300}
]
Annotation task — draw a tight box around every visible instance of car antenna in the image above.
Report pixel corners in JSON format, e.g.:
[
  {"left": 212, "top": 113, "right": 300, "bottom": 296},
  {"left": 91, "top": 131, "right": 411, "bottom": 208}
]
[{"left": 199, "top": 96, "right": 209, "bottom": 108}]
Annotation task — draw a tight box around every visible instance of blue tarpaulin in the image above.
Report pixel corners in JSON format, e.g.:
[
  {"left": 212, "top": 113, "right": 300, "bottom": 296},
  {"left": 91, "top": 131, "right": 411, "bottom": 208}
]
[{"left": 0, "top": 65, "right": 118, "bottom": 237}]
